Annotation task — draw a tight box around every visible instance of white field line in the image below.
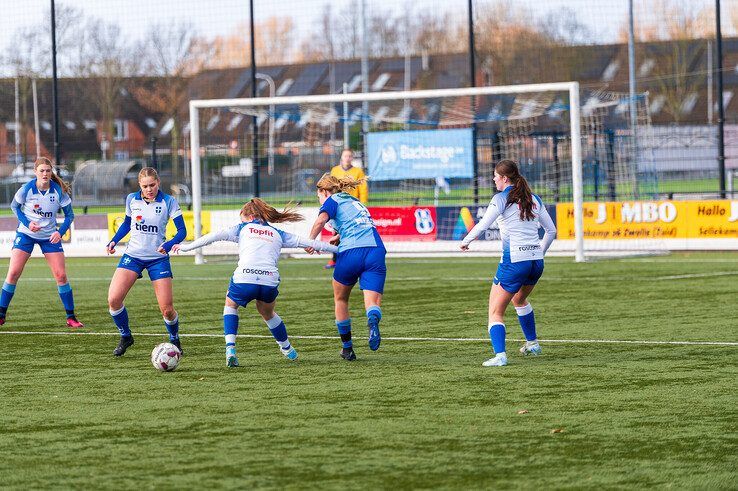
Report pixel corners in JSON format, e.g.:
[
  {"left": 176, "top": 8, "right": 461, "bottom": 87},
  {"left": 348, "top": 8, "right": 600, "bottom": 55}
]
[
  {"left": 0, "top": 330, "right": 735, "bottom": 346},
  {"left": 14, "top": 271, "right": 738, "bottom": 283},
  {"left": 655, "top": 271, "right": 738, "bottom": 280}
]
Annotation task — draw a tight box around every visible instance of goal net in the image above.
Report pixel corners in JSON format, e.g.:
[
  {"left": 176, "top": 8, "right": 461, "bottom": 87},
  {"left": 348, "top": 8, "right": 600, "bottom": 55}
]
[{"left": 187, "top": 83, "right": 657, "bottom": 263}]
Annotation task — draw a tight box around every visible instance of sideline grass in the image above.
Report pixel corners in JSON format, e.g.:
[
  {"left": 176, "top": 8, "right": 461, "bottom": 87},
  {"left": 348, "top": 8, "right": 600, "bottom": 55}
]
[{"left": 0, "top": 254, "right": 736, "bottom": 489}]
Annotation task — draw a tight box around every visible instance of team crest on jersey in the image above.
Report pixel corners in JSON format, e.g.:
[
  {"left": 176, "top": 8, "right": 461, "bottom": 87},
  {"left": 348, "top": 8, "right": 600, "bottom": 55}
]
[
  {"left": 49, "top": 195, "right": 55, "bottom": 203},
  {"left": 414, "top": 208, "right": 435, "bottom": 235},
  {"left": 155, "top": 206, "right": 162, "bottom": 214}
]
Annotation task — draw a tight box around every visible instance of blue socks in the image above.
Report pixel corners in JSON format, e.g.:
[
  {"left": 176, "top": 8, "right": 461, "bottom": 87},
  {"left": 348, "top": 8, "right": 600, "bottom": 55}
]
[
  {"left": 110, "top": 306, "right": 131, "bottom": 337},
  {"left": 336, "top": 319, "right": 353, "bottom": 348},
  {"left": 223, "top": 306, "right": 238, "bottom": 347},
  {"left": 164, "top": 312, "right": 179, "bottom": 341},
  {"left": 223, "top": 308, "right": 293, "bottom": 352},
  {"left": 266, "top": 313, "right": 291, "bottom": 349},
  {"left": 1, "top": 282, "right": 77, "bottom": 319},
  {"left": 57, "top": 283, "right": 75, "bottom": 318},
  {"left": 488, "top": 323, "right": 506, "bottom": 354},
  {"left": 0, "top": 282, "right": 16, "bottom": 316},
  {"left": 515, "top": 303, "right": 537, "bottom": 342},
  {"left": 366, "top": 306, "right": 382, "bottom": 326}
]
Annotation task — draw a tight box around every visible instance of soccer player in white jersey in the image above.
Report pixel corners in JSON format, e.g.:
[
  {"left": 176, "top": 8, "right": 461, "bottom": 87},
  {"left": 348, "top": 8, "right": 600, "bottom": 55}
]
[
  {"left": 308, "top": 174, "right": 386, "bottom": 361},
  {"left": 106, "top": 167, "right": 187, "bottom": 357},
  {"left": 172, "top": 198, "right": 337, "bottom": 367},
  {"left": 0, "top": 157, "right": 83, "bottom": 327},
  {"left": 460, "top": 160, "right": 556, "bottom": 367}
]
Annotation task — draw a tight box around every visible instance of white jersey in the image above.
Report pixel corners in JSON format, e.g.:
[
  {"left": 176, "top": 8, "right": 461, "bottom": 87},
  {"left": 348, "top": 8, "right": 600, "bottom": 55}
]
[
  {"left": 180, "top": 220, "right": 338, "bottom": 287},
  {"left": 13, "top": 180, "right": 72, "bottom": 240},
  {"left": 124, "top": 191, "right": 182, "bottom": 261},
  {"left": 462, "top": 186, "right": 556, "bottom": 263}
]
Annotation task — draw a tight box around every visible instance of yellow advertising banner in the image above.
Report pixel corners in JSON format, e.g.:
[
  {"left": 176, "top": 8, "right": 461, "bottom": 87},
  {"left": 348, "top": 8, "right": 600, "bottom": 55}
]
[
  {"left": 556, "top": 200, "right": 738, "bottom": 239},
  {"left": 107, "top": 211, "right": 211, "bottom": 243}
]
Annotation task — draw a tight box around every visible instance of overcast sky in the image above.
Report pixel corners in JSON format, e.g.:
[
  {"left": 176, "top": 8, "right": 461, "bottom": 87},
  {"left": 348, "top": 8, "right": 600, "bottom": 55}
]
[{"left": 1, "top": 0, "right": 735, "bottom": 75}]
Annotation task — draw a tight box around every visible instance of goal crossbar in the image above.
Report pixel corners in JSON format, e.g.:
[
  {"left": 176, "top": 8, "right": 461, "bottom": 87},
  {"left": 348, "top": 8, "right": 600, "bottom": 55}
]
[{"left": 188, "top": 82, "right": 584, "bottom": 263}]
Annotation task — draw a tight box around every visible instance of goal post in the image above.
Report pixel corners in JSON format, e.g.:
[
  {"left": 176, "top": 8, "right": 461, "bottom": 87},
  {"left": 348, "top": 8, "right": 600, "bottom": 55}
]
[{"left": 188, "top": 82, "right": 585, "bottom": 263}]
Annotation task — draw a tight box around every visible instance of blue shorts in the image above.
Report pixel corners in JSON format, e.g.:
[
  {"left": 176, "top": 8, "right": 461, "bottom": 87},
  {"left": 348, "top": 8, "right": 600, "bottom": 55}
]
[
  {"left": 493, "top": 259, "right": 544, "bottom": 293},
  {"left": 13, "top": 232, "right": 64, "bottom": 254},
  {"left": 117, "top": 254, "right": 173, "bottom": 281},
  {"left": 226, "top": 280, "right": 279, "bottom": 306},
  {"left": 334, "top": 246, "right": 387, "bottom": 294}
]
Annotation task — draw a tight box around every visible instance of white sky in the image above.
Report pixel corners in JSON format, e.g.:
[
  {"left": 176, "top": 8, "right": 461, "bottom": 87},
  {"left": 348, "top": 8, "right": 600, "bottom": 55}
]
[{"left": 0, "top": 0, "right": 735, "bottom": 73}]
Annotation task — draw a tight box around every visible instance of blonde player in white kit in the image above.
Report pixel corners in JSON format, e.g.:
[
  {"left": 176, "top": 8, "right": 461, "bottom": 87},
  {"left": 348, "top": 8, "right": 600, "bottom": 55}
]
[
  {"left": 173, "top": 198, "right": 337, "bottom": 367},
  {"left": 1, "top": 157, "right": 84, "bottom": 328},
  {"left": 461, "top": 160, "right": 556, "bottom": 367},
  {"left": 106, "top": 167, "right": 187, "bottom": 357}
]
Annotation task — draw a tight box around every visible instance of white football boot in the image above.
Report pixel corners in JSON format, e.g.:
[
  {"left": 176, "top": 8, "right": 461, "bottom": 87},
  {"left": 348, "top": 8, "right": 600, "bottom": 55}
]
[
  {"left": 519, "top": 341, "right": 542, "bottom": 356},
  {"left": 482, "top": 353, "right": 508, "bottom": 367}
]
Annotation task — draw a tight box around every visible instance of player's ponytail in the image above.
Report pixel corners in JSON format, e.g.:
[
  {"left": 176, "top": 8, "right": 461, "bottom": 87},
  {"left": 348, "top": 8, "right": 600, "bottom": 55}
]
[
  {"left": 35, "top": 157, "right": 71, "bottom": 195},
  {"left": 316, "top": 173, "right": 367, "bottom": 194},
  {"left": 241, "top": 198, "right": 303, "bottom": 223},
  {"left": 495, "top": 160, "right": 535, "bottom": 221}
]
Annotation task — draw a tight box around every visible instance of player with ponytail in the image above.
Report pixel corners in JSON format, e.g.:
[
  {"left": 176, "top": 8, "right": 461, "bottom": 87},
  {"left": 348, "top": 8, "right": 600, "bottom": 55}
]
[
  {"left": 460, "top": 160, "right": 557, "bottom": 367},
  {"left": 1, "top": 157, "right": 83, "bottom": 327},
  {"left": 173, "top": 198, "right": 337, "bottom": 367},
  {"left": 308, "top": 172, "right": 386, "bottom": 361},
  {"left": 106, "top": 167, "right": 187, "bottom": 357}
]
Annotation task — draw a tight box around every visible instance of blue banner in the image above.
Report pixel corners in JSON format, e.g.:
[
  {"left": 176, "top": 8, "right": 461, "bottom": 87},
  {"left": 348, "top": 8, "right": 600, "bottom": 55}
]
[{"left": 367, "top": 129, "right": 474, "bottom": 181}]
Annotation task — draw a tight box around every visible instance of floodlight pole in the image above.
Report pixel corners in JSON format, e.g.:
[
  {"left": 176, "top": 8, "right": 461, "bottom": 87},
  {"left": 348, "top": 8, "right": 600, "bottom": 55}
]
[
  {"left": 628, "top": 0, "right": 639, "bottom": 198},
  {"left": 50, "top": 0, "right": 61, "bottom": 164},
  {"left": 151, "top": 137, "right": 158, "bottom": 170},
  {"left": 716, "top": 0, "right": 726, "bottom": 198},
  {"left": 360, "top": 0, "right": 369, "bottom": 159},
  {"left": 249, "top": 0, "right": 260, "bottom": 197},
  {"left": 467, "top": 0, "right": 479, "bottom": 204},
  {"left": 343, "top": 83, "right": 349, "bottom": 147},
  {"left": 32, "top": 79, "right": 41, "bottom": 159}
]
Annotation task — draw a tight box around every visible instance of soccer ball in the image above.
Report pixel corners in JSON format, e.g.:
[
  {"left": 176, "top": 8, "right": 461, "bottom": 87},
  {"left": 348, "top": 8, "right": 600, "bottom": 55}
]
[{"left": 151, "top": 343, "right": 181, "bottom": 372}]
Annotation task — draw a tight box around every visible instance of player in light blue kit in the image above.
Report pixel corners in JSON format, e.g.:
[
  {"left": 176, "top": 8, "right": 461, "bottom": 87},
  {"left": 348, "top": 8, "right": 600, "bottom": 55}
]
[
  {"left": 106, "top": 167, "right": 187, "bottom": 356},
  {"left": 308, "top": 174, "right": 386, "bottom": 361},
  {"left": 173, "top": 198, "right": 337, "bottom": 367},
  {"left": 461, "top": 160, "right": 556, "bottom": 367},
  {"left": 1, "top": 157, "right": 84, "bottom": 327}
]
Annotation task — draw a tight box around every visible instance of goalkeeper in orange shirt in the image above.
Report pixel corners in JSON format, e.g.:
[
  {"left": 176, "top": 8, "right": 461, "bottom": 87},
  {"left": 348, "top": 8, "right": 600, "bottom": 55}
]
[{"left": 325, "top": 148, "right": 368, "bottom": 268}]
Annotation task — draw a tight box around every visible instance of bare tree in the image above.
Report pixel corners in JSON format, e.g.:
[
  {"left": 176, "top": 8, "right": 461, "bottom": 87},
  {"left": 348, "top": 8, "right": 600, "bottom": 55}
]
[
  {"left": 133, "top": 23, "right": 211, "bottom": 185},
  {"left": 412, "top": 11, "right": 465, "bottom": 55},
  {"left": 206, "top": 16, "right": 296, "bottom": 69},
  {"left": 299, "top": 5, "right": 337, "bottom": 62},
  {"left": 3, "top": 26, "right": 47, "bottom": 164},
  {"left": 619, "top": 0, "right": 713, "bottom": 122},
  {"left": 299, "top": 1, "right": 424, "bottom": 61},
  {"left": 82, "top": 18, "right": 137, "bottom": 159}
]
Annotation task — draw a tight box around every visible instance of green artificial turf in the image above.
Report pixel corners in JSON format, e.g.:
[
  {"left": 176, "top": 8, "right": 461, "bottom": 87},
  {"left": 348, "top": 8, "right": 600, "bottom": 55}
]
[{"left": 0, "top": 254, "right": 736, "bottom": 489}]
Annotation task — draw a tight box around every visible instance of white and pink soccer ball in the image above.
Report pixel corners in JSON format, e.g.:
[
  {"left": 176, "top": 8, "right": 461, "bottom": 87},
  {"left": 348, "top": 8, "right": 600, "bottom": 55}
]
[{"left": 151, "top": 343, "right": 182, "bottom": 372}]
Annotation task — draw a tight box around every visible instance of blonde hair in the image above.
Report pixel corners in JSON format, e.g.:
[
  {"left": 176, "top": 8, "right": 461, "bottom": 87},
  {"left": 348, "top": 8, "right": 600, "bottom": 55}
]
[
  {"left": 240, "top": 198, "right": 303, "bottom": 223},
  {"left": 34, "top": 157, "right": 71, "bottom": 195},
  {"left": 316, "top": 173, "right": 367, "bottom": 194},
  {"left": 138, "top": 167, "right": 160, "bottom": 182}
]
